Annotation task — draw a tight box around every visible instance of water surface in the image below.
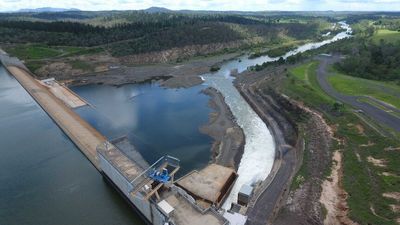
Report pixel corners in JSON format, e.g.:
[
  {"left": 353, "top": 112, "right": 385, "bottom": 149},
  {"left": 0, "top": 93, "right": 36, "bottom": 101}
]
[
  {"left": 0, "top": 66, "right": 144, "bottom": 225},
  {"left": 202, "top": 21, "right": 352, "bottom": 208},
  {"left": 71, "top": 83, "right": 213, "bottom": 176}
]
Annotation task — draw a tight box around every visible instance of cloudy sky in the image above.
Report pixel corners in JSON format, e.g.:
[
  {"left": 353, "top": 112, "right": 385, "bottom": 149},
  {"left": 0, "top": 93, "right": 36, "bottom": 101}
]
[{"left": 0, "top": 0, "right": 400, "bottom": 12}]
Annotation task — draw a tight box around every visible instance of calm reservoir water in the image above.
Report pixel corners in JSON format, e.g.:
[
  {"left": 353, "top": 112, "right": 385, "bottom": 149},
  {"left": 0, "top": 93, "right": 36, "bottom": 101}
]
[
  {"left": 0, "top": 66, "right": 145, "bottom": 225},
  {"left": 0, "top": 22, "right": 351, "bottom": 224},
  {"left": 71, "top": 83, "right": 213, "bottom": 176}
]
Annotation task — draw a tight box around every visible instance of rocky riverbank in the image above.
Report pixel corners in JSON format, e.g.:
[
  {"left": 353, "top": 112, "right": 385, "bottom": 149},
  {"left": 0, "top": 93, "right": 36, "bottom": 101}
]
[
  {"left": 200, "top": 87, "right": 245, "bottom": 170},
  {"left": 44, "top": 53, "right": 240, "bottom": 89}
]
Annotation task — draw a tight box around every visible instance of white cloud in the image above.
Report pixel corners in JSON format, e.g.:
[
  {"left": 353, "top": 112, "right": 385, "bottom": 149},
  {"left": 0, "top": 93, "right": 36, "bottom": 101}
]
[{"left": 0, "top": 0, "right": 399, "bottom": 12}]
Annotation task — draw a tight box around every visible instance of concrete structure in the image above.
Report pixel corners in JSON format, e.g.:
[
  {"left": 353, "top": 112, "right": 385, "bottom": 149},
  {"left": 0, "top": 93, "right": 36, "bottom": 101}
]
[
  {"left": 1, "top": 55, "right": 105, "bottom": 169},
  {"left": 40, "top": 78, "right": 88, "bottom": 108},
  {"left": 223, "top": 211, "right": 247, "bottom": 225},
  {"left": 238, "top": 185, "right": 253, "bottom": 206},
  {"left": 0, "top": 53, "right": 238, "bottom": 225},
  {"left": 97, "top": 141, "right": 229, "bottom": 225},
  {"left": 177, "top": 164, "right": 237, "bottom": 208}
]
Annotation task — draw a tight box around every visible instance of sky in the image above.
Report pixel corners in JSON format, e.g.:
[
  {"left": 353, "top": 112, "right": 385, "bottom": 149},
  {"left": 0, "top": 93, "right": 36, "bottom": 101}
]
[{"left": 0, "top": 0, "right": 400, "bottom": 12}]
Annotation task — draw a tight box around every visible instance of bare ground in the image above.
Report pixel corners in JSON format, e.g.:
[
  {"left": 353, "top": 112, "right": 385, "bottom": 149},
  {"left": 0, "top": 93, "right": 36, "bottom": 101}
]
[
  {"left": 37, "top": 53, "right": 240, "bottom": 88},
  {"left": 274, "top": 103, "right": 333, "bottom": 225},
  {"left": 200, "top": 87, "right": 245, "bottom": 170},
  {"left": 320, "top": 150, "right": 358, "bottom": 225}
]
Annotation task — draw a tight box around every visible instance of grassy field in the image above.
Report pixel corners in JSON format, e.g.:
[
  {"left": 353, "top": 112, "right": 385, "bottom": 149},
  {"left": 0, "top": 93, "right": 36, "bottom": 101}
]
[
  {"left": 6, "top": 44, "right": 62, "bottom": 60},
  {"left": 70, "top": 60, "right": 92, "bottom": 70},
  {"left": 286, "top": 61, "right": 336, "bottom": 108},
  {"left": 372, "top": 29, "right": 400, "bottom": 44},
  {"left": 3, "top": 44, "right": 104, "bottom": 73},
  {"left": 281, "top": 61, "right": 400, "bottom": 225},
  {"left": 4, "top": 44, "right": 103, "bottom": 60},
  {"left": 327, "top": 71, "right": 400, "bottom": 109}
]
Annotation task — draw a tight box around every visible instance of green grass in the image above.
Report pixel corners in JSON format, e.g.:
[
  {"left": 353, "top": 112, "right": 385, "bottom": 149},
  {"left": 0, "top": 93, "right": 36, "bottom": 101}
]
[
  {"left": 327, "top": 71, "right": 400, "bottom": 109},
  {"left": 285, "top": 61, "right": 336, "bottom": 110},
  {"left": 5, "top": 44, "right": 104, "bottom": 61},
  {"left": 25, "top": 61, "right": 46, "bottom": 73},
  {"left": 358, "top": 97, "right": 400, "bottom": 119},
  {"left": 69, "top": 60, "right": 92, "bottom": 71},
  {"left": 372, "top": 29, "right": 400, "bottom": 44},
  {"left": 6, "top": 44, "right": 61, "bottom": 60},
  {"left": 279, "top": 61, "right": 400, "bottom": 225}
]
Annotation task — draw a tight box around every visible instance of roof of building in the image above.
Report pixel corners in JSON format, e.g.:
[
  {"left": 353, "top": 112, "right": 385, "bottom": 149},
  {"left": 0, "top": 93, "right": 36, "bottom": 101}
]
[{"left": 176, "top": 164, "right": 237, "bottom": 206}]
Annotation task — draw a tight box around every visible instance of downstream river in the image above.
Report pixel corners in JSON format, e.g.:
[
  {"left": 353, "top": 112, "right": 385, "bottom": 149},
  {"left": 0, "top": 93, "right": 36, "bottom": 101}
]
[
  {"left": 0, "top": 22, "right": 351, "bottom": 224},
  {"left": 202, "top": 21, "right": 351, "bottom": 208}
]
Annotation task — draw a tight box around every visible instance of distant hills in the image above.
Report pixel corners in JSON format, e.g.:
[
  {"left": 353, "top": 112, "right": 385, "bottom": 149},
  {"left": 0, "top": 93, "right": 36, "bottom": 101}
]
[
  {"left": 143, "top": 7, "right": 172, "bottom": 13},
  {"left": 18, "top": 7, "right": 80, "bottom": 13}
]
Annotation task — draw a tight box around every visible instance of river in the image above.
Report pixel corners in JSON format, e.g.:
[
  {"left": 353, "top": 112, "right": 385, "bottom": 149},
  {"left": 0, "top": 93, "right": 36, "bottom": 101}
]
[
  {"left": 0, "top": 22, "right": 351, "bottom": 224},
  {"left": 202, "top": 21, "right": 352, "bottom": 208}
]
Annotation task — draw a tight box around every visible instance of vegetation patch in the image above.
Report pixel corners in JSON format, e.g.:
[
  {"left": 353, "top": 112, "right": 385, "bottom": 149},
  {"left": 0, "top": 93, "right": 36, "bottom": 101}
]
[
  {"left": 372, "top": 29, "right": 400, "bottom": 44},
  {"left": 69, "top": 60, "right": 92, "bottom": 71},
  {"left": 5, "top": 44, "right": 61, "bottom": 60},
  {"left": 327, "top": 71, "right": 400, "bottom": 109},
  {"left": 281, "top": 61, "right": 400, "bottom": 225}
]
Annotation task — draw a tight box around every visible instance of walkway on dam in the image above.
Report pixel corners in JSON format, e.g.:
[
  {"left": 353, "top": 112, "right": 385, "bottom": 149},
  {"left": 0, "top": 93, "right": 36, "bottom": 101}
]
[{"left": 6, "top": 66, "right": 106, "bottom": 169}]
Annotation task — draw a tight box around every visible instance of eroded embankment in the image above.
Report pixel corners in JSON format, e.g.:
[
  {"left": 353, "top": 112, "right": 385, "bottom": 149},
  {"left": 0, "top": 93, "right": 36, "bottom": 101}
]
[
  {"left": 234, "top": 67, "right": 302, "bottom": 225},
  {"left": 234, "top": 65, "right": 349, "bottom": 225},
  {"left": 200, "top": 87, "right": 245, "bottom": 170}
]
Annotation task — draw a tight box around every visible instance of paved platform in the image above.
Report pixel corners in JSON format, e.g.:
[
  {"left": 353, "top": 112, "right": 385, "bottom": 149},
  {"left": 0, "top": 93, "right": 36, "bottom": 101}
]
[
  {"left": 177, "top": 164, "right": 237, "bottom": 207},
  {"left": 164, "top": 192, "right": 227, "bottom": 225},
  {"left": 40, "top": 78, "right": 87, "bottom": 108}
]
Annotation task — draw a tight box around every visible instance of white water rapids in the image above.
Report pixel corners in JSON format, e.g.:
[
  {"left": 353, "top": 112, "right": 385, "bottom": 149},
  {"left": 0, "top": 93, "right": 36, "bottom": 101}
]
[{"left": 201, "top": 21, "right": 352, "bottom": 209}]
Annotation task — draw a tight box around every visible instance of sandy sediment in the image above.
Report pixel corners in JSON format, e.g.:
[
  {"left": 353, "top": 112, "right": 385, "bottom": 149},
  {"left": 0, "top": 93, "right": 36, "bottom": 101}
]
[
  {"left": 200, "top": 87, "right": 245, "bottom": 170},
  {"left": 52, "top": 53, "right": 239, "bottom": 88},
  {"left": 320, "top": 150, "right": 358, "bottom": 225}
]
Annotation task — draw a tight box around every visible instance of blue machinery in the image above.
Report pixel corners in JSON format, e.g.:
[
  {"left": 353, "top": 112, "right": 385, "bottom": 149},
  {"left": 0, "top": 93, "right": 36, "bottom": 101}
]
[
  {"left": 149, "top": 168, "right": 171, "bottom": 183},
  {"left": 129, "top": 155, "right": 180, "bottom": 200}
]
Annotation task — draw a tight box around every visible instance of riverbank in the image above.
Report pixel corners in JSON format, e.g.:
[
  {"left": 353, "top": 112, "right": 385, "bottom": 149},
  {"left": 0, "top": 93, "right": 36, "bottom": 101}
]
[
  {"left": 234, "top": 64, "right": 335, "bottom": 225},
  {"left": 50, "top": 53, "right": 240, "bottom": 89},
  {"left": 200, "top": 87, "right": 245, "bottom": 170}
]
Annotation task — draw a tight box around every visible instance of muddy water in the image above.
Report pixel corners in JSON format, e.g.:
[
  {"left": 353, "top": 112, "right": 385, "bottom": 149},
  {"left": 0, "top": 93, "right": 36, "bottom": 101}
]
[
  {"left": 0, "top": 66, "right": 144, "bottom": 225},
  {"left": 202, "top": 22, "right": 352, "bottom": 208}
]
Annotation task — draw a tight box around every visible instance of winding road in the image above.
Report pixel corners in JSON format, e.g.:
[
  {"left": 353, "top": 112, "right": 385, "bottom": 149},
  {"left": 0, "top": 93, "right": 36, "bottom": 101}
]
[{"left": 316, "top": 55, "right": 400, "bottom": 132}]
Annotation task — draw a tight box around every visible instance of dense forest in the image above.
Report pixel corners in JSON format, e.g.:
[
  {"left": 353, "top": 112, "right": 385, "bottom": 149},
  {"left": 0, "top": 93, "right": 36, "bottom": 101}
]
[
  {"left": 335, "top": 39, "right": 400, "bottom": 81},
  {"left": 0, "top": 12, "right": 330, "bottom": 56}
]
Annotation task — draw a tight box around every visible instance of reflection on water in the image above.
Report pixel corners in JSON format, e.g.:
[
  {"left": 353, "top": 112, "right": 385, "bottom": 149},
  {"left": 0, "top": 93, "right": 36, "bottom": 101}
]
[
  {"left": 71, "top": 83, "right": 213, "bottom": 176},
  {"left": 0, "top": 66, "right": 144, "bottom": 225},
  {"left": 0, "top": 21, "right": 352, "bottom": 223}
]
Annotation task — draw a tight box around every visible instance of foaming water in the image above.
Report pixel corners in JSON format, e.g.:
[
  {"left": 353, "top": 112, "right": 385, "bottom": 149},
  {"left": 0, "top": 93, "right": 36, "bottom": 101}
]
[{"left": 203, "top": 22, "right": 352, "bottom": 209}]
